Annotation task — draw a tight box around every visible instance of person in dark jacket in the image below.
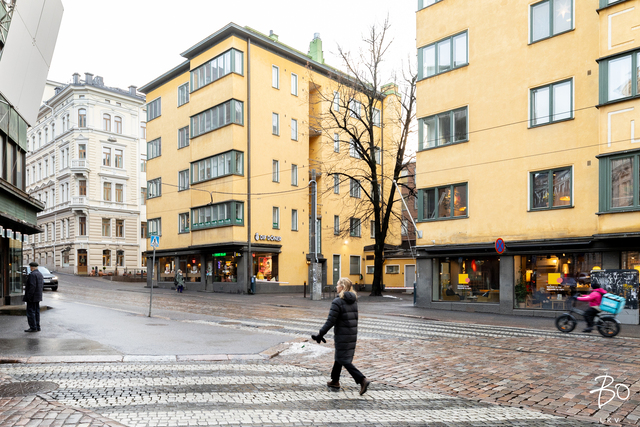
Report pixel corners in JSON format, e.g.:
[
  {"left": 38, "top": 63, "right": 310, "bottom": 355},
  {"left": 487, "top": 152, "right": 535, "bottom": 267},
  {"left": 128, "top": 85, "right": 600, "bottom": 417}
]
[
  {"left": 23, "top": 261, "right": 44, "bottom": 332},
  {"left": 312, "top": 277, "right": 371, "bottom": 395}
]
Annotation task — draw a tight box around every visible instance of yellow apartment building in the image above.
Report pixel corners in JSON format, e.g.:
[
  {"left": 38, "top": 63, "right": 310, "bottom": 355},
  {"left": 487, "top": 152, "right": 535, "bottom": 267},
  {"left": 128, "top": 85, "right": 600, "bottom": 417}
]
[
  {"left": 139, "top": 23, "right": 404, "bottom": 293},
  {"left": 414, "top": 0, "right": 640, "bottom": 318}
]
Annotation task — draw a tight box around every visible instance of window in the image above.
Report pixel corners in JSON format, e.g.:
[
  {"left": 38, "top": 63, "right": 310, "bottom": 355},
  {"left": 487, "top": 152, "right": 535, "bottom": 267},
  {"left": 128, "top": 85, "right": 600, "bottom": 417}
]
[
  {"left": 190, "top": 49, "right": 243, "bottom": 91},
  {"left": 530, "top": 79, "right": 573, "bottom": 126},
  {"left": 373, "top": 108, "right": 381, "bottom": 127},
  {"left": 419, "top": 183, "right": 468, "bottom": 220},
  {"left": 272, "top": 65, "right": 279, "bottom": 88},
  {"left": 114, "top": 116, "right": 122, "bottom": 134},
  {"left": 334, "top": 133, "right": 340, "bottom": 152},
  {"left": 79, "top": 217, "right": 87, "bottom": 235},
  {"left": 116, "top": 250, "right": 124, "bottom": 267},
  {"left": 45, "top": 128, "right": 48, "bottom": 143},
  {"left": 140, "top": 124, "right": 146, "bottom": 139},
  {"left": 115, "top": 184, "right": 123, "bottom": 202},
  {"left": 147, "top": 178, "right": 161, "bottom": 199},
  {"left": 178, "top": 126, "right": 189, "bottom": 149},
  {"left": 350, "top": 218, "right": 361, "bottom": 237},
  {"left": 102, "top": 147, "right": 111, "bottom": 166},
  {"left": 116, "top": 220, "right": 124, "bottom": 237},
  {"left": 291, "top": 119, "right": 298, "bottom": 141},
  {"left": 291, "top": 209, "right": 298, "bottom": 231},
  {"left": 333, "top": 91, "right": 340, "bottom": 112},
  {"left": 349, "top": 99, "right": 361, "bottom": 118},
  {"left": 418, "top": 106, "right": 468, "bottom": 150},
  {"left": 350, "top": 178, "right": 361, "bottom": 198},
  {"left": 334, "top": 215, "right": 340, "bottom": 235},
  {"left": 599, "top": 51, "right": 640, "bottom": 104},
  {"left": 386, "top": 265, "right": 400, "bottom": 274},
  {"left": 190, "top": 150, "right": 244, "bottom": 184},
  {"left": 114, "top": 149, "right": 123, "bottom": 168},
  {"left": 370, "top": 220, "right": 375, "bottom": 238},
  {"left": 190, "top": 99, "right": 243, "bottom": 138},
  {"left": 366, "top": 265, "right": 375, "bottom": 274},
  {"left": 178, "top": 169, "right": 189, "bottom": 191},
  {"left": 598, "top": 152, "right": 640, "bottom": 212},
  {"left": 291, "top": 164, "right": 298, "bottom": 186},
  {"left": 147, "top": 98, "right": 161, "bottom": 121},
  {"left": 272, "top": 113, "right": 279, "bottom": 135},
  {"left": 148, "top": 138, "right": 161, "bottom": 160},
  {"left": 334, "top": 175, "right": 340, "bottom": 194},
  {"left": 531, "top": 167, "right": 572, "bottom": 210},
  {"left": 273, "top": 207, "right": 279, "bottom": 229},
  {"left": 78, "top": 109, "right": 86, "bottom": 127},
  {"left": 78, "top": 144, "right": 86, "bottom": 159},
  {"left": 103, "top": 114, "right": 111, "bottom": 132},
  {"left": 45, "top": 159, "right": 49, "bottom": 177},
  {"left": 190, "top": 201, "right": 244, "bottom": 230},
  {"left": 178, "top": 83, "right": 189, "bottom": 106},
  {"left": 349, "top": 255, "right": 361, "bottom": 275},
  {"left": 141, "top": 187, "right": 147, "bottom": 204},
  {"left": 273, "top": 160, "right": 279, "bottom": 182},
  {"left": 179, "top": 213, "right": 190, "bottom": 233},
  {"left": 401, "top": 219, "right": 409, "bottom": 236},
  {"left": 141, "top": 221, "right": 147, "bottom": 238},
  {"left": 375, "top": 147, "right": 381, "bottom": 165},
  {"left": 103, "top": 250, "right": 111, "bottom": 266},
  {"left": 103, "top": 182, "right": 112, "bottom": 201},
  {"left": 419, "top": 31, "right": 468, "bottom": 79},
  {"left": 291, "top": 73, "right": 298, "bottom": 95},
  {"left": 530, "top": 0, "right": 573, "bottom": 43},
  {"left": 148, "top": 218, "right": 161, "bottom": 236},
  {"left": 52, "top": 124, "right": 55, "bottom": 139},
  {"left": 141, "top": 160, "right": 147, "bottom": 172},
  {"left": 419, "top": 0, "right": 443, "bottom": 9},
  {"left": 102, "top": 218, "right": 111, "bottom": 237}
]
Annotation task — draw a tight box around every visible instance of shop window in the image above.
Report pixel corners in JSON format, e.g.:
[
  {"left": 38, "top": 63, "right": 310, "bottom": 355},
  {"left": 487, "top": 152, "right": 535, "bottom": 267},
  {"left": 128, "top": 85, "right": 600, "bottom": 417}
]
[
  {"left": 210, "top": 253, "right": 238, "bottom": 283},
  {"left": 116, "top": 250, "right": 124, "bottom": 267},
  {"left": 159, "top": 256, "right": 175, "bottom": 282},
  {"left": 103, "top": 250, "right": 111, "bottom": 266},
  {"left": 254, "top": 253, "right": 279, "bottom": 281},
  {"left": 434, "top": 257, "right": 500, "bottom": 303}
]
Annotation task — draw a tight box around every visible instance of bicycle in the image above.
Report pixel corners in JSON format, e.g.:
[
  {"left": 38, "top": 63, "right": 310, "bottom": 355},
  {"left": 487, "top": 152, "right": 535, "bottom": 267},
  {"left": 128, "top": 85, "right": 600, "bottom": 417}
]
[{"left": 555, "top": 295, "right": 621, "bottom": 338}]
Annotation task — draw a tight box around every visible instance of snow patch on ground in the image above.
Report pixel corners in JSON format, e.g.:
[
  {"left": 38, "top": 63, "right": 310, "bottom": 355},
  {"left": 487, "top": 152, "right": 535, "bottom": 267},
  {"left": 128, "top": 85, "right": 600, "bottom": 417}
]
[{"left": 280, "top": 342, "right": 332, "bottom": 358}]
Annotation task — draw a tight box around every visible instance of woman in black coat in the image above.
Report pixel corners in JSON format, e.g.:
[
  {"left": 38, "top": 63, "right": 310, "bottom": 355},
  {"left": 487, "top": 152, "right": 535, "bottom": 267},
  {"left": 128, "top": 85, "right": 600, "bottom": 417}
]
[{"left": 312, "top": 277, "right": 371, "bottom": 395}]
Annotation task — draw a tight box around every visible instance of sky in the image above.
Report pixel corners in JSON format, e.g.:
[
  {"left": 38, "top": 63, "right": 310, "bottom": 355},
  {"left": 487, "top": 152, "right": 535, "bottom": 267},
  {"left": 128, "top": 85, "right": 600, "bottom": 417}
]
[{"left": 48, "top": 0, "right": 417, "bottom": 91}]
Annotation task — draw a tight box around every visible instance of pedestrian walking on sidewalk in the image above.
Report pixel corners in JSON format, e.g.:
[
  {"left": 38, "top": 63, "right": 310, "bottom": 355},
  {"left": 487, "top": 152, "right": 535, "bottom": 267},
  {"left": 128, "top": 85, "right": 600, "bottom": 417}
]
[
  {"left": 312, "top": 277, "right": 371, "bottom": 395},
  {"left": 175, "top": 269, "right": 185, "bottom": 293},
  {"left": 23, "top": 261, "right": 43, "bottom": 332}
]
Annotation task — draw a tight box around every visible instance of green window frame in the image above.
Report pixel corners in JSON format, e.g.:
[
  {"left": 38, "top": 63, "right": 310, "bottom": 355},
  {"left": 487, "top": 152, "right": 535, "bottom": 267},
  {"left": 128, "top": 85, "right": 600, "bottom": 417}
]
[
  {"left": 190, "top": 150, "right": 244, "bottom": 185},
  {"left": 178, "top": 213, "right": 190, "bottom": 234},
  {"left": 598, "top": 50, "right": 640, "bottom": 105},
  {"left": 147, "top": 98, "right": 161, "bottom": 121},
  {"left": 418, "top": 0, "right": 443, "bottom": 10},
  {"left": 598, "top": 0, "right": 631, "bottom": 9},
  {"left": 190, "top": 48, "right": 243, "bottom": 92},
  {"left": 147, "top": 178, "right": 162, "bottom": 199},
  {"left": 599, "top": 151, "right": 640, "bottom": 212},
  {"left": 530, "top": 0, "right": 574, "bottom": 44},
  {"left": 148, "top": 218, "right": 161, "bottom": 237},
  {"left": 418, "top": 31, "right": 468, "bottom": 80},
  {"left": 418, "top": 106, "right": 468, "bottom": 150},
  {"left": 177, "top": 83, "right": 189, "bottom": 107},
  {"left": 530, "top": 167, "right": 572, "bottom": 210},
  {"left": 418, "top": 183, "right": 468, "bottom": 221},
  {"left": 190, "top": 99, "right": 244, "bottom": 138},
  {"left": 147, "top": 138, "right": 161, "bottom": 160},
  {"left": 191, "top": 201, "right": 244, "bottom": 231},
  {"left": 530, "top": 79, "right": 573, "bottom": 127}
]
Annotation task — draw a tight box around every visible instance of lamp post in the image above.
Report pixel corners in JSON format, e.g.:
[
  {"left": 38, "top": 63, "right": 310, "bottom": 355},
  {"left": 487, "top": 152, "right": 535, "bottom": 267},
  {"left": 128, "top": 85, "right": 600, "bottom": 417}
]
[{"left": 309, "top": 171, "right": 321, "bottom": 300}]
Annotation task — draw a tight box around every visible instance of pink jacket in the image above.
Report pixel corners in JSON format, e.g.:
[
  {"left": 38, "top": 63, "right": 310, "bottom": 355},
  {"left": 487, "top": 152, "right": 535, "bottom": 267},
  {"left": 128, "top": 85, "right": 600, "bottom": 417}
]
[{"left": 577, "top": 288, "right": 607, "bottom": 307}]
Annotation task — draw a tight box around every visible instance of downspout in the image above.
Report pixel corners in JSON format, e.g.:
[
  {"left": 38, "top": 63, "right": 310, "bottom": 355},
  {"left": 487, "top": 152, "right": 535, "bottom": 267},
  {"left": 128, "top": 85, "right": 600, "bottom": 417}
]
[{"left": 246, "top": 38, "right": 252, "bottom": 292}]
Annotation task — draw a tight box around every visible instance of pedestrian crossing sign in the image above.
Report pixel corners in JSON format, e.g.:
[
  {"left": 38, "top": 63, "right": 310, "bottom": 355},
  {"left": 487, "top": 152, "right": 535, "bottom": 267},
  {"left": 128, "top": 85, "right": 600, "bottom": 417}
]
[{"left": 150, "top": 235, "right": 160, "bottom": 248}]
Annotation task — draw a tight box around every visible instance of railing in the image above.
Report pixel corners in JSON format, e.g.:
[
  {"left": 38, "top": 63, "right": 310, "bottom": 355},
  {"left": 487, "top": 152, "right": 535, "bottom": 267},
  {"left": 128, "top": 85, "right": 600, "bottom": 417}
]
[
  {"left": 71, "top": 196, "right": 87, "bottom": 205},
  {"left": 71, "top": 159, "right": 88, "bottom": 169}
]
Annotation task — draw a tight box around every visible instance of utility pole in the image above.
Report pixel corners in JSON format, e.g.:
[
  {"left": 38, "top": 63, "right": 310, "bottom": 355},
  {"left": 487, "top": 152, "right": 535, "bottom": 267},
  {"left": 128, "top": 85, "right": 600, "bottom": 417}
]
[{"left": 309, "top": 170, "right": 321, "bottom": 300}]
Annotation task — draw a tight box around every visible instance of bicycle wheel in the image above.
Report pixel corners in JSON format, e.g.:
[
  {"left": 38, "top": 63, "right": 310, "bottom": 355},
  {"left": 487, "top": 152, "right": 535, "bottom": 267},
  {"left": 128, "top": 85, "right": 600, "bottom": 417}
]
[
  {"left": 597, "top": 318, "right": 620, "bottom": 338},
  {"left": 555, "top": 314, "right": 576, "bottom": 333}
]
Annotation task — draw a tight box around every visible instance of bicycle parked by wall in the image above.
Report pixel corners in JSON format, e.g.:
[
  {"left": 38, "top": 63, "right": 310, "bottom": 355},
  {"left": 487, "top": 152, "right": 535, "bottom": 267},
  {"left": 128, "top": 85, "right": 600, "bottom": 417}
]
[{"left": 555, "top": 294, "right": 625, "bottom": 338}]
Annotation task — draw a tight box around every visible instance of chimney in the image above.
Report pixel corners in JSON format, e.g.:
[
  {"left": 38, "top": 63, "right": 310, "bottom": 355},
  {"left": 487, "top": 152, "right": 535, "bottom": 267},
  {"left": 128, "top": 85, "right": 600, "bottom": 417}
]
[
  {"left": 84, "top": 73, "right": 93, "bottom": 85},
  {"left": 308, "top": 33, "right": 324, "bottom": 64},
  {"left": 268, "top": 30, "right": 278, "bottom": 42},
  {"left": 54, "top": 87, "right": 62, "bottom": 95},
  {"left": 93, "top": 76, "right": 104, "bottom": 86},
  {"left": 128, "top": 85, "right": 137, "bottom": 96},
  {"left": 72, "top": 73, "right": 80, "bottom": 84}
]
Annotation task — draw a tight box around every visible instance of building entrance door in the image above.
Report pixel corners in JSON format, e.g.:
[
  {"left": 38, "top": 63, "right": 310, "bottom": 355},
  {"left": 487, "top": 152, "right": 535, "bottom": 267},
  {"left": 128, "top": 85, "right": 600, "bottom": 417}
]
[
  {"left": 78, "top": 250, "right": 87, "bottom": 275},
  {"left": 405, "top": 264, "right": 415, "bottom": 288},
  {"left": 332, "top": 255, "right": 340, "bottom": 286}
]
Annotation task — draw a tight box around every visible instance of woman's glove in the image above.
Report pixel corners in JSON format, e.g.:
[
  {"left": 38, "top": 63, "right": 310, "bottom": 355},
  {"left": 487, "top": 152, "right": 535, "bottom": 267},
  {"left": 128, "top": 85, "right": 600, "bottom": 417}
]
[{"left": 311, "top": 334, "right": 326, "bottom": 343}]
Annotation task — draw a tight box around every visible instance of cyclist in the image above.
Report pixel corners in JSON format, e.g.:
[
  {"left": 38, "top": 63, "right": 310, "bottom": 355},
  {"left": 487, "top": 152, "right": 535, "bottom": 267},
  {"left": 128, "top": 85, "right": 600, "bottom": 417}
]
[{"left": 577, "top": 282, "right": 607, "bottom": 333}]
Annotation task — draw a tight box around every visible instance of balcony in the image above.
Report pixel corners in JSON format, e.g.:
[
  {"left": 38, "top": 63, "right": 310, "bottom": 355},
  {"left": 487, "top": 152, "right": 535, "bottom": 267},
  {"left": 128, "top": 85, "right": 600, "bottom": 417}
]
[
  {"left": 70, "top": 159, "right": 90, "bottom": 175},
  {"left": 71, "top": 196, "right": 88, "bottom": 208}
]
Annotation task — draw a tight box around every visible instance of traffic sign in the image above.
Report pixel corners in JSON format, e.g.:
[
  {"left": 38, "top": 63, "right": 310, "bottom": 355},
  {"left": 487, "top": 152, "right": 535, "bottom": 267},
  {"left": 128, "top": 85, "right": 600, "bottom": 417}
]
[
  {"left": 495, "top": 238, "right": 505, "bottom": 254},
  {"left": 150, "top": 235, "right": 160, "bottom": 248}
]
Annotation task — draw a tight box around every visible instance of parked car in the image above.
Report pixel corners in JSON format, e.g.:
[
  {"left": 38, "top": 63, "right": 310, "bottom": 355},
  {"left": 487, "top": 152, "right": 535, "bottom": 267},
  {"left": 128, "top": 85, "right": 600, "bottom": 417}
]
[{"left": 21, "top": 265, "right": 59, "bottom": 291}]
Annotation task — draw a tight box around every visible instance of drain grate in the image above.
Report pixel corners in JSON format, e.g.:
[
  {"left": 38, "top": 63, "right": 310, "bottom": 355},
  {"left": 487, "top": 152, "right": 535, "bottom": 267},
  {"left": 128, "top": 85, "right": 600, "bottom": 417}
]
[{"left": 0, "top": 381, "right": 58, "bottom": 397}]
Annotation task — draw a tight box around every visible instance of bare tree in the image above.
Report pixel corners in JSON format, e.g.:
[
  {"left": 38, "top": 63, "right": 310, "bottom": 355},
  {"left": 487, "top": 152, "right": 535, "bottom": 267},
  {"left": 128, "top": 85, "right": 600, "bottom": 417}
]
[{"left": 308, "top": 19, "right": 417, "bottom": 296}]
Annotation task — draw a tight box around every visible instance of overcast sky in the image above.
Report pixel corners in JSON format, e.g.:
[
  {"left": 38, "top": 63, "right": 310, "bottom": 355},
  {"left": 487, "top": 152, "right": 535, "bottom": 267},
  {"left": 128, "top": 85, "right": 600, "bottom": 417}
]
[{"left": 49, "top": 0, "right": 417, "bottom": 91}]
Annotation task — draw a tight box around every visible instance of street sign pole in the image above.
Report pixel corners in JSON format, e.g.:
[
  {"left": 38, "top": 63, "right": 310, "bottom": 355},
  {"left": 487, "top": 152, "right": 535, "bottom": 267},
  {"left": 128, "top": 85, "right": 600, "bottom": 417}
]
[{"left": 149, "top": 246, "right": 155, "bottom": 317}]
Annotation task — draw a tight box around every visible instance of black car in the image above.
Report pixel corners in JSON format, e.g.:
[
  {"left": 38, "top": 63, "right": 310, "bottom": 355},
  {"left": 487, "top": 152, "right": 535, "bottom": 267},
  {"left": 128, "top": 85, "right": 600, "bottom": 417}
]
[{"left": 22, "top": 265, "right": 59, "bottom": 291}]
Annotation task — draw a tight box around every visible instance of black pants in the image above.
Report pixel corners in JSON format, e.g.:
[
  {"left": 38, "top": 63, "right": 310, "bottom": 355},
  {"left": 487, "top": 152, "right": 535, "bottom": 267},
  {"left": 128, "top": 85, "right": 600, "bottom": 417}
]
[
  {"left": 26, "top": 301, "right": 40, "bottom": 330},
  {"left": 584, "top": 307, "right": 599, "bottom": 328},
  {"left": 331, "top": 360, "right": 365, "bottom": 384}
]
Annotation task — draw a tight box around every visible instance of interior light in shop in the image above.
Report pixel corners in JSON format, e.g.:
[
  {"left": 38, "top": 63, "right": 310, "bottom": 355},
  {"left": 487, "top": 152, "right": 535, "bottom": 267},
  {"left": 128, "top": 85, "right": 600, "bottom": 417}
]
[
  {"left": 471, "top": 260, "right": 477, "bottom": 272},
  {"left": 553, "top": 259, "right": 557, "bottom": 264}
]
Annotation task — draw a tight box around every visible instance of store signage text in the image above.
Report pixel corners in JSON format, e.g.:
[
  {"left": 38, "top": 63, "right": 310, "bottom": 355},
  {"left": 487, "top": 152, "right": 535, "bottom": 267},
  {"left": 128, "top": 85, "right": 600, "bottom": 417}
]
[{"left": 255, "top": 233, "right": 282, "bottom": 242}]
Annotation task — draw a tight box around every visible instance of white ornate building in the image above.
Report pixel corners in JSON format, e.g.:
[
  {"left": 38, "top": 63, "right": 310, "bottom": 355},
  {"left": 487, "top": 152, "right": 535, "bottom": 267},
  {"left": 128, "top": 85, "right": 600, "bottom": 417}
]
[{"left": 24, "top": 73, "right": 147, "bottom": 275}]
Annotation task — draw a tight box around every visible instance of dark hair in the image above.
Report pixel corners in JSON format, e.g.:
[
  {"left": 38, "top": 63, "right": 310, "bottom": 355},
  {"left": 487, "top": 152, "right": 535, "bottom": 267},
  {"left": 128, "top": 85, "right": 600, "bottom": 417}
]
[{"left": 591, "top": 282, "right": 601, "bottom": 289}]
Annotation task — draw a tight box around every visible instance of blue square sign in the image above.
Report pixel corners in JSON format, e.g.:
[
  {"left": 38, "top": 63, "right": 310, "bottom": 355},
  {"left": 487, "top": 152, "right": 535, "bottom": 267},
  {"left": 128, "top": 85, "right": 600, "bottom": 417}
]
[{"left": 150, "top": 235, "right": 160, "bottom": 248}]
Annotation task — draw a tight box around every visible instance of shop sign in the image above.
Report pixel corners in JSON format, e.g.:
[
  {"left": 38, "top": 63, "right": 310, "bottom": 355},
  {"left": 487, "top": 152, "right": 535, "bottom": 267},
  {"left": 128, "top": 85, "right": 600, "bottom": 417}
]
[
  {"left": 254, "top": 233, "right": 282, "bottom": 242},
  {"left": 213, "top": 252, "right": 227, "bottom": 257}
]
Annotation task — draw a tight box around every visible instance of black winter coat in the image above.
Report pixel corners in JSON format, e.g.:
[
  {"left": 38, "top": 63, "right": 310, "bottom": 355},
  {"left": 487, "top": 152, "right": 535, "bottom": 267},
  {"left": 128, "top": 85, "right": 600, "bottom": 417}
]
[
  {"left": 23, "top": 270, "right": 44, "bottom": 303},
  {"left": 318, "top": 291, "right": 358, "bottom": 364}
]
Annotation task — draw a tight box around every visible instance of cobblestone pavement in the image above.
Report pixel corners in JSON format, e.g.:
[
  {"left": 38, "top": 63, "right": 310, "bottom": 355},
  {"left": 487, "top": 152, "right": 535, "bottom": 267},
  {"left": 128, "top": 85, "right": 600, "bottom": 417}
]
[{"left": 0, "top": 361, "right": 592, "bottom": 427}]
